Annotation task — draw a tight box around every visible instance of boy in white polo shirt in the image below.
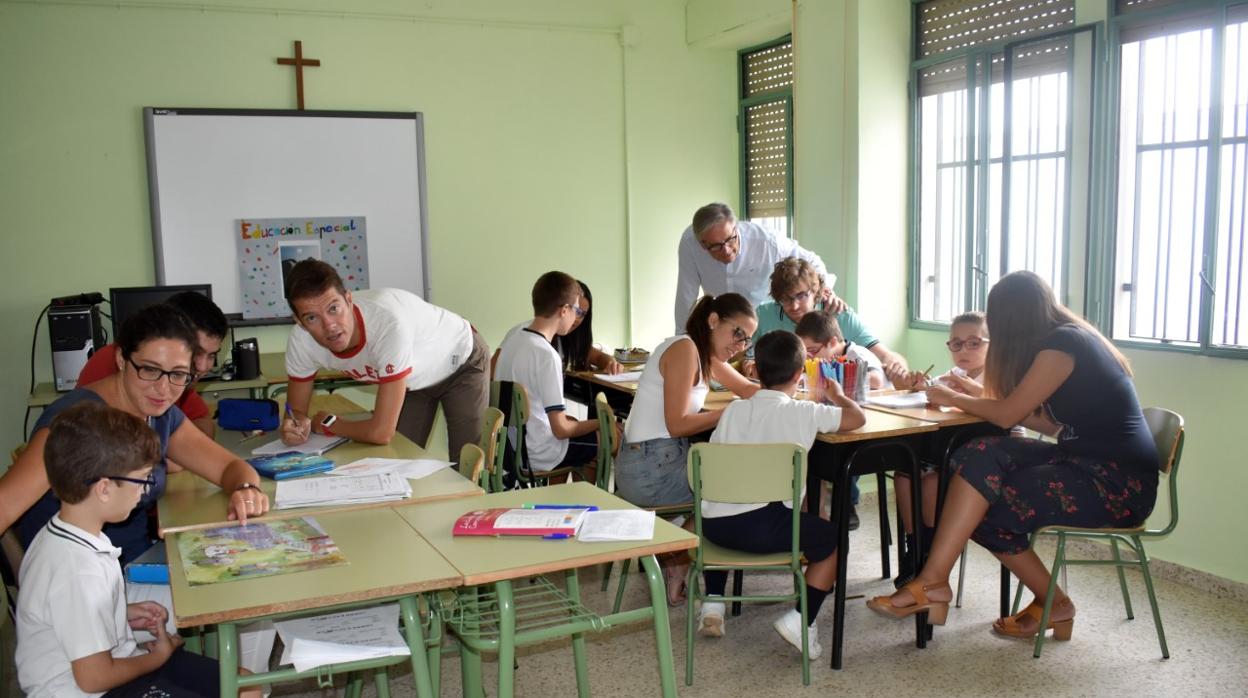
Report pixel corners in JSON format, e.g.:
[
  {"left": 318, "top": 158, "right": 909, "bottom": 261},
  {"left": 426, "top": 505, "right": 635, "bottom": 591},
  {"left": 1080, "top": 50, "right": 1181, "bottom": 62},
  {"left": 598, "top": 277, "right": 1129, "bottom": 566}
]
[
  {"left": 16, "top": 402, "right": 259, "bottom": 697},
  {"left": 494, "top": 271, "right": 603, "bottom": 477},
  {"left": 697, "top": 330, "right": 865, "bottom": 659}
]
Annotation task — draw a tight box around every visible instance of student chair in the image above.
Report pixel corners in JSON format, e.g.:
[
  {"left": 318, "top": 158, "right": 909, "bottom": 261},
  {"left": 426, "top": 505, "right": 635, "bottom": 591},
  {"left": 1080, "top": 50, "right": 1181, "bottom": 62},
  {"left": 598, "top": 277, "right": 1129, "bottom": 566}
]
[
  {"left": 1013, "top": 407, "right": 1185, "bottom": 659},
  {"left": 592, "top": 394, "right": 693, "bottom": 612},
  {"left": 477, "top": 407, "right": 505, "bottom": 492},
  {"left": 489, "top": 380, "right": 534, "bottom": 490},
  {"left": 685, "top": 442, "right": 813, "bottom": 686},
  {"left": 458, "top": 443, "right": 486, "bottom": 491}
]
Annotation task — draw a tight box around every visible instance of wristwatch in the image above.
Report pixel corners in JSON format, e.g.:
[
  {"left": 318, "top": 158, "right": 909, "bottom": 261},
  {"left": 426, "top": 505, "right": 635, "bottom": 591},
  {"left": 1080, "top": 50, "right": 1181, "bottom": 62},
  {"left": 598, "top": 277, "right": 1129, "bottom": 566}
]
[
  {"left": 320, "top": 413, "right": 338, "bottom": 429},
  {"left": 235, "top": 482, "right": 260, "bottom": 493}
]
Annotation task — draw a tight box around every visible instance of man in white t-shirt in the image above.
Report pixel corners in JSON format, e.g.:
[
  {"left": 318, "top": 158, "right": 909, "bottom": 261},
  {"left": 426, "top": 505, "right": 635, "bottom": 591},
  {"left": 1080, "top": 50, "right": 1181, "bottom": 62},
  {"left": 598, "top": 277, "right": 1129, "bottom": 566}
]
[
  {"left": 494, "top": 271, "right": 603, "bottom": 474},
  {"left": 279, "top": 260, "right": 489, "bottom": 460},
  {"left": 674, "top": 202, "right": 836, "bottom": 332}
]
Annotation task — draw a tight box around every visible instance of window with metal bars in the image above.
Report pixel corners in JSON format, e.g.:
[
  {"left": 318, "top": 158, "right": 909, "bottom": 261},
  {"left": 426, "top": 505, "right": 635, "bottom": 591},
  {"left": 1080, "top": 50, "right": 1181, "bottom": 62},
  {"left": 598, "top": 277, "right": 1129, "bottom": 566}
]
[
  {"left": 739, "top": 37, "right": 793, "bottom": 238},
  {"left": 911, "top": 0, "right": 1085, "bottom": 324},
  {"left": 1109, "top": 1, "right": 1248, "bottom": 353}
]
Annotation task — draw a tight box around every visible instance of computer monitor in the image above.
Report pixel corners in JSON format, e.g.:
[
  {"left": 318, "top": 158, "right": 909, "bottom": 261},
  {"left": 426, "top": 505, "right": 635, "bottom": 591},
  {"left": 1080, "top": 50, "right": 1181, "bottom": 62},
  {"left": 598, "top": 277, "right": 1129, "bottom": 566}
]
[{"left": 108, "top": 284, "right": 213, "bottom": 339}]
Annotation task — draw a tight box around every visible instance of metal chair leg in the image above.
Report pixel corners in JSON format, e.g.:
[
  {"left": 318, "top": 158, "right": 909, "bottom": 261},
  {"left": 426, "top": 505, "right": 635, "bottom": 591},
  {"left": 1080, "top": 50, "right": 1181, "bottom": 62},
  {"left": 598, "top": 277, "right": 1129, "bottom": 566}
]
[
  {"left": 1134, "top": 535, "right": 1170, "bottom": 659},
  {"left": 731, "top": 570, "right": 743, "bottom": 617},
  {"left": 1111, "top": 538, "right": 1134, "bottom": 619},
  {"left": 955, "top": 542, "right": 968, "bottom": 608}
]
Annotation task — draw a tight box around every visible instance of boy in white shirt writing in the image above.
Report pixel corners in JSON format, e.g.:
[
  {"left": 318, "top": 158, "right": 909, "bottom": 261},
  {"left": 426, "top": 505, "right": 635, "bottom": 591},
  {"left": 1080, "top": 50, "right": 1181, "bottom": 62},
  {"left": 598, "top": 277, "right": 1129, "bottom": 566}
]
[
  {"left": 698, "top": 331, "right": 865, "bottom": 659},
  {"left": 16, "top": 402, "right": 261, "bottom": 698}
]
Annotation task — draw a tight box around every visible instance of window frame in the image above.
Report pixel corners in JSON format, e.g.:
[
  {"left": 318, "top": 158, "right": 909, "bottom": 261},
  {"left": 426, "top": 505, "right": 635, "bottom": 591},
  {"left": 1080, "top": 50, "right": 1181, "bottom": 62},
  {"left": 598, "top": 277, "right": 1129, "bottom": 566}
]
[
  {"left": 907, "top": 20, "right": 1100, "bottom": 330},
  {"left": 738, "top": 35, "right": 795, "bottom": 238},
  {"left": 1098, "top": 0, "right": 1248, "bottom": 359}
]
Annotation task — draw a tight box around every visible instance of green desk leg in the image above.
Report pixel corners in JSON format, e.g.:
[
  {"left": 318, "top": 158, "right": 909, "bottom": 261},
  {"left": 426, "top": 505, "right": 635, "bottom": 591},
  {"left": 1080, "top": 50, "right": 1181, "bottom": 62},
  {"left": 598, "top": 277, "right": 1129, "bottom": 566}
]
[
  {"left": 641, "top": 555, "right": 679, "bottom": 698},
  {"left": 398, "top": 595, "right": 436, "bottom": 698},
  {"left": 564, "top": 569, "right": 591, "bottom": 698},
  {"left": 496, "top": 580, "right": 517, "bottom": 698},
  {"left": 217, "top": 622, "right": 240, "bottom": 698}
]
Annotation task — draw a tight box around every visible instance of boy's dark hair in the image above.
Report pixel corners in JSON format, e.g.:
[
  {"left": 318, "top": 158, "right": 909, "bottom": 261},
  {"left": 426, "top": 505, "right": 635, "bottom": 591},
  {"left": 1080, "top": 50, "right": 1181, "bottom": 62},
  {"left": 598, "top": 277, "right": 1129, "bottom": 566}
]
[
  {"left": 166, "top": 291, "right": 228, "bottom": 340},
  {"left": 44, "top": 402, "right": 160, "bottom": 504},
  {"left": 754, "top": 330, "right": 806, "bottom": 389},
  {"left": 951, "top": 310, "right": 986, "bottom": 327},
  {"left": 284, "top": 259, "right": 347, "bottom": 306},
  {"left": 531, "top": 271, "right": 580, "bottom": 317},
  {"left": 116, "top": 303, "right": 199, "bottom": 360},
  {"left": 794, "top": 309, "right": 841, "bottom": 345}
]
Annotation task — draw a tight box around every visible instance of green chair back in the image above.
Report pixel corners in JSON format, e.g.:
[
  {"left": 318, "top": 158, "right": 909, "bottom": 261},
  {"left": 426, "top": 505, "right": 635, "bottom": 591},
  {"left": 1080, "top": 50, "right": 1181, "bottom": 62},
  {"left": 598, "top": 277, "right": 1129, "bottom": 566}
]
[
  {"left": 458, "top": 443, "right": 485, "bottom": 490},
  {"left": 1019, "top": 406, "right": 1185, "bottom": 660},
  {"left": 685, "top": 442, "right": 812, "bottom": 686},
  {"left": 478, "top": 407, "right": 505, "bottom": 492},
  {"left": 489, "top": 380, "right": 532, "bottom": 490},
  {"left": 594, "top": 393, "right": 617, "bottom": 491}
]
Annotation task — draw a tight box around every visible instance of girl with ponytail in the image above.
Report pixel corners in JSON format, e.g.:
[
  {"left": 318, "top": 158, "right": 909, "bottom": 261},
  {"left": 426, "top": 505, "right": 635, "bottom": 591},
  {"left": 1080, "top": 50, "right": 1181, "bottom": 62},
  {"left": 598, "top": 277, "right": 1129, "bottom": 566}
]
[{"left": 614, "top": 293, "right": 757, "bottom": 604}]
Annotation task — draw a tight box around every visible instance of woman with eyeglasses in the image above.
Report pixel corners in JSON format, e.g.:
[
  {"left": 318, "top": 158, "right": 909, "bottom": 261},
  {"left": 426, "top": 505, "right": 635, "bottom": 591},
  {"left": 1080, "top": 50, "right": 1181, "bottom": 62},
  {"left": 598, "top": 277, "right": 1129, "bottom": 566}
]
[
  {"left": 868, "top": 272, "right": 1158, "bottom": 643},
  {"left": 614, "top": 293, "right": 758, "bottom": 605},
  {"left": 1, "top": 304, "right": 267, "bottom": 563}
]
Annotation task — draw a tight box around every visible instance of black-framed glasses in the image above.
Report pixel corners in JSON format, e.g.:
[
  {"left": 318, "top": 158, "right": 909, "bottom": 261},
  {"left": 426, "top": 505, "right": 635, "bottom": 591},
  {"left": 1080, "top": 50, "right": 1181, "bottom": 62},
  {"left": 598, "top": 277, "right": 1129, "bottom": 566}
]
[
  {"left": 780, "top": 289, "right": 814, "bottom": 306},
  {"left": 92, "top": 474, "right": 156, "bottom": 495},
  {"left": 126, "top": 357, "right": 194, "bottom": 387},
  {"left": 730, "top": 325, "right": 753, "bottom": 350},
  {"left": 702, "top": 232, "right": 740, "bottom": 254},
  {"left": 946, "top": 337, "right": 989, "bottom": 352}
]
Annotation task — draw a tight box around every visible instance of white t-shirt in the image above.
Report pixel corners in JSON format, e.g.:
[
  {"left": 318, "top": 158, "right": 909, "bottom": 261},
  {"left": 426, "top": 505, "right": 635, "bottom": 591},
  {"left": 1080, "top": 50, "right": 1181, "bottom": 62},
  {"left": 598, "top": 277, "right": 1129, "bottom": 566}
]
[
  {"left": 705, "top": 389, "right": 842, "bottom": 518},
  {"left": 286, "top": 288, "right": 473, "bottom": 391},
  {"left": 17, "top": 516, "right": 142, "bottom": 698},
  {"left": 494, "top": 326, "right": 568, "bottom": 473},
  {"left": 674, "top": 219, "right": 833, "bottom": 332},
  {"left": 624, "top": 336, "right": 709, "bottom": 444}
]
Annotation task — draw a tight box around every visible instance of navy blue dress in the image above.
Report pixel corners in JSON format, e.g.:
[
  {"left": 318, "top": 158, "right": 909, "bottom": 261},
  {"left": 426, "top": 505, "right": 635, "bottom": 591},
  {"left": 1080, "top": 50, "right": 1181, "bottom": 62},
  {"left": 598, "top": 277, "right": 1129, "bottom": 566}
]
[
  {"left": 19, "top": 389, "right": 182, "bottom": 564},
  {"left": 951, "top": 324, "right": 1159, "bottom": 554}
]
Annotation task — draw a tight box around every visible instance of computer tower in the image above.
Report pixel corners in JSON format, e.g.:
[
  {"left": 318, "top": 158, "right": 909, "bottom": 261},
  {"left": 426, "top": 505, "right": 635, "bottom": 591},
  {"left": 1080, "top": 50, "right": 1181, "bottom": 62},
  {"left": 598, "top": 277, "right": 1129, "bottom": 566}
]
[{"left": 50, "top": 305, "right": 105, "bottom": 391}]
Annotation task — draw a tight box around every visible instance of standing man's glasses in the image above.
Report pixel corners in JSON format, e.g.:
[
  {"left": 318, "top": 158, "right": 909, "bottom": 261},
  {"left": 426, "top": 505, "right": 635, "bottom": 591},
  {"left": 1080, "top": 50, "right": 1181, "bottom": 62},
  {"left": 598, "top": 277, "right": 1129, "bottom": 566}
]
[{"left": 702, "top": 233, "right": 740, "bottom": 254}]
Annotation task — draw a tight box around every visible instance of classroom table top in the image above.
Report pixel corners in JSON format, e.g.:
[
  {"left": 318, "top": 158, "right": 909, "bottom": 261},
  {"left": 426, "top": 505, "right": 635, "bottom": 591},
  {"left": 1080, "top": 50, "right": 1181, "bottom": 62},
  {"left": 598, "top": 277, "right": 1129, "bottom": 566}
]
[
  {"left": 157, "top": 394, "right": 483, "bottom": 535},
  {"left": 396, "top": 482, "right": 698, "bottom": 587},
  {"left": 864, "top": 402, "right": 984, "bottom": 426},
  {"left": 814, "top": 408, "right": 939, "bottom": 444},
  {"left": 166, "top": 507, "right": 461, "bottom": 628},
  {"left": 260, "top": 351, "right": 354, "bottom": 386}
]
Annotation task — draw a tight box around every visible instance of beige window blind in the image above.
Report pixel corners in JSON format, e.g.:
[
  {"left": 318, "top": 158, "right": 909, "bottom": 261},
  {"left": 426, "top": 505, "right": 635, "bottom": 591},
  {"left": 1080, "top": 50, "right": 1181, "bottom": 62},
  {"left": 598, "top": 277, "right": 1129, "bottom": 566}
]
[{"left": 741, "top": 40, "right": 793, "bottom": 221}]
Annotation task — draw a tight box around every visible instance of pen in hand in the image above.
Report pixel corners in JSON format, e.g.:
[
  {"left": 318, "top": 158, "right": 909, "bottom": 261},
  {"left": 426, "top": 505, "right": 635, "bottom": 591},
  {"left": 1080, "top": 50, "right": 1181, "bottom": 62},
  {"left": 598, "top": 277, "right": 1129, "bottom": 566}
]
[{"left": 920, "top": 364, "right": 935, "bottom": 388}]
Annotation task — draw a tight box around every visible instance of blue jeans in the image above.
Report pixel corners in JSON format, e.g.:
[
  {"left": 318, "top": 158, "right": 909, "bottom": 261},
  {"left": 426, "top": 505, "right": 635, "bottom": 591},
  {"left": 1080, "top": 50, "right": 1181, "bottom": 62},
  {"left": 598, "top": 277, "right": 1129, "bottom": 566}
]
[{"left": 614, "top": 435, "right": 693, "bottom": 507}]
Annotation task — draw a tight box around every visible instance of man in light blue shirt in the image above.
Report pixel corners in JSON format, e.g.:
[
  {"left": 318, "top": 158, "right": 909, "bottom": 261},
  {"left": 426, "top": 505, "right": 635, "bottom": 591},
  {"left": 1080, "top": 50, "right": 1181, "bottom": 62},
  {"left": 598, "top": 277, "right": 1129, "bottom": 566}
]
[{"left": 674, "top": 202, "right": 832, "bottom": 332}]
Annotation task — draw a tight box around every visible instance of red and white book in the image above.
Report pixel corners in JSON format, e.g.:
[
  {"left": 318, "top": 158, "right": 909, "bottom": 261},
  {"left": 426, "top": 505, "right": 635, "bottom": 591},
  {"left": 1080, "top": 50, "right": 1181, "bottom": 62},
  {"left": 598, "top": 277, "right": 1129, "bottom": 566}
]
[{"left": 451, "top": 507, "right": 594, "bottom": 538}]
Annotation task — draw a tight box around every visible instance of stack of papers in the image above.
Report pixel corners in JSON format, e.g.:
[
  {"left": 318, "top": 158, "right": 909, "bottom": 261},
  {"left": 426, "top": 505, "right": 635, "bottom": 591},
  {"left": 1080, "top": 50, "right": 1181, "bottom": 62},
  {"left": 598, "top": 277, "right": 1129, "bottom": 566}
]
[
  {"left": 275, "top": 605, "right": 410, "bottom": 673},
  {"left": 274, "top": 472, "right": 412, "bottom": 510},
  {"left": 328, "top": 457, "right": 453, "bottom": 480},
  {"left": 593, "top": 370, "right": 642, "bottom": 382},
  {"left": 577, "top": 510, "right": 656, "bottom": 542},
  {"left": 865, "top": 391, "right": 930, "bottom": 409}
]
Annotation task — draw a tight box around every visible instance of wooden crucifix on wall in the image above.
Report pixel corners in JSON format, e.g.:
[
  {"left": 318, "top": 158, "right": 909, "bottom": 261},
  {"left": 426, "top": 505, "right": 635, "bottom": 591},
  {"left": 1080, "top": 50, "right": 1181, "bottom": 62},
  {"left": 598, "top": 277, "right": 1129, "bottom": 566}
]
[{"left": 277, "top": 40, "right": 320, "bottom": 110}]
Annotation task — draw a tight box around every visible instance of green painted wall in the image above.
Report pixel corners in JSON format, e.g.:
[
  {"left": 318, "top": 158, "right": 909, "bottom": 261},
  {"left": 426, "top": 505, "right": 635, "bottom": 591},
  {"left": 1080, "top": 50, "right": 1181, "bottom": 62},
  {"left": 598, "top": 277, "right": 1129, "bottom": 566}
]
[{"left": 0, "top": 0, "right": 737, "bottom": 442}]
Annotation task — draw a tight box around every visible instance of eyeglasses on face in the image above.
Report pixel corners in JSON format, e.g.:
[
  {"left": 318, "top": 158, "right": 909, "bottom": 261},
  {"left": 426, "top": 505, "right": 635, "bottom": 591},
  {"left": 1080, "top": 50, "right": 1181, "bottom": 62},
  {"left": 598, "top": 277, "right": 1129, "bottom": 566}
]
[
  {"left": 730, "top": 325, "right": 753, "bottom": 350},
  {"left": 92, "top": 474, "right": 156, "bottom": 496},
  {"left": 946, "top": 337, "right": 989, "bottom": 352},
  {"left": 127, "top": 357, "right": 194, "bottom": 387},
  {"left": 702, "top": 232, "right": 740, "bottom": 254},
  {"left": 781, "top": 289, "right": 814, "bottom": 306},
  {"left": 572, "top": 304, "right": 587, "bottom": 319}
]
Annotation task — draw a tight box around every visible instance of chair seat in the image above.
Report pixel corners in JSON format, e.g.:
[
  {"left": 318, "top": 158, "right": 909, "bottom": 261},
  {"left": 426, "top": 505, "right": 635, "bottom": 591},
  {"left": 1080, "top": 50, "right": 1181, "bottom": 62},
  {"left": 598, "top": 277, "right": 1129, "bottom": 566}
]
[
  {"left": 1036, "top": 524, "right": 1147, "bottom": 535},
  {"left": 701, "top": 540, "right": 794, "bottom": 568},
  {"left": 650, "top": 502, "right": 693, "bottom": 516}
]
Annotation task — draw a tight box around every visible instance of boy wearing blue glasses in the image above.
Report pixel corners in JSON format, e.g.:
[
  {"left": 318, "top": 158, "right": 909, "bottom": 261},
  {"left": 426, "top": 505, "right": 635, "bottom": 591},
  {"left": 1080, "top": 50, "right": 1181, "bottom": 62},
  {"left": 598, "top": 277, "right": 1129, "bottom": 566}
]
[{"left": 16, "top": 402, "right": 259, "bottom": 698}]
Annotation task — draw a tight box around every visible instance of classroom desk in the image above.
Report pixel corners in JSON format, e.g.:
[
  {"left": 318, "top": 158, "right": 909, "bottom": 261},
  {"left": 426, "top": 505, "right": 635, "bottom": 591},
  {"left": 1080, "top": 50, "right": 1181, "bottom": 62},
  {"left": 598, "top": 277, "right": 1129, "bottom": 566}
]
[
  {"left": 158, "top": 395, "right": 482, "bottom": 535},
  {"left": 808, "top": 409, "right": 939, "bottom": 669},
  {"left": 397, "top": 482, "right": 698, "bottom": 698},
  {"left": 166, "top": 507, "right": 460, "bottom": 697},
  {"left": 260, "top": 351, "right": 362, "bottom": 396}
]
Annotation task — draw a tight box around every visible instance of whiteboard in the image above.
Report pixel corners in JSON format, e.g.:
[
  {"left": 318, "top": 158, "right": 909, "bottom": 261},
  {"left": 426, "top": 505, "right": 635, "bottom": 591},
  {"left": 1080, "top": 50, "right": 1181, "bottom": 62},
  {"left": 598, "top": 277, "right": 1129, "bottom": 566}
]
[{"left": 144, "top": 108, "right": 429, "bottom": 321}]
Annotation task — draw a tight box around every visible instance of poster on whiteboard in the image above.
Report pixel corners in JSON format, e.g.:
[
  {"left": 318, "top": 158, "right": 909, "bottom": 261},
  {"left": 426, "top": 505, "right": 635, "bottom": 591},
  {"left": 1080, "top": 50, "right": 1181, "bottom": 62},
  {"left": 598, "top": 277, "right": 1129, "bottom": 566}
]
[{"left": 236, "top": 216, "right": 369, "bottom": 319}]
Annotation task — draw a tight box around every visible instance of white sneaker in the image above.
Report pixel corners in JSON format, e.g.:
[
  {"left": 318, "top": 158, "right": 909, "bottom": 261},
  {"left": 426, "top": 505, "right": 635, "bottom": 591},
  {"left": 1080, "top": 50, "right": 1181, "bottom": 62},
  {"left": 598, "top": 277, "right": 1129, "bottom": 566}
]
[
  {"left": 697, "top": 601, "right": 726, "bottom": 637},
  {"left": 773, "top": 609, "right": 822, "bottom": 660}
]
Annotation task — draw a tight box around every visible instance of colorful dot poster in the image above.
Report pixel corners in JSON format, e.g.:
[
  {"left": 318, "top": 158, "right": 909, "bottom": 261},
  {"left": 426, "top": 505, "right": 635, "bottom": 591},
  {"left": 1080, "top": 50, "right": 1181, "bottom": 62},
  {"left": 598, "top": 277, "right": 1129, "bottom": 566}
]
[{"left": 235, "top": 216, "right": 369, "bottom": 319}]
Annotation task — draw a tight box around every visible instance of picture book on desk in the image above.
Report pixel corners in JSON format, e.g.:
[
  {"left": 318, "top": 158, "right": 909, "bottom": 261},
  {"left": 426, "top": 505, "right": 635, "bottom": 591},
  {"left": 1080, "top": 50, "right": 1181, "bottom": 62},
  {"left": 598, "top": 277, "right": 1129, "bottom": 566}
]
[
  {"left": 247, "top": 453, "right": 336, "bottom": 480},
  {"left": 176, "top": 517, "right": 347, "bottom": 586},
  {"left": 452, "top": 507, "right": 594, "bottom": 537}
]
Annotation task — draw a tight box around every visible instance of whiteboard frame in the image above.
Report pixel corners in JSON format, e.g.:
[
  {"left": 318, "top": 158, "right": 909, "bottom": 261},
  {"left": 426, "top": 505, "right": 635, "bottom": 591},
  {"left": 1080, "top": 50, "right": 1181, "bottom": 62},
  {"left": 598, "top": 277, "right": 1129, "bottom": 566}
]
[{"left": 143, "top": 107, "right": 431, "bottom": 324}]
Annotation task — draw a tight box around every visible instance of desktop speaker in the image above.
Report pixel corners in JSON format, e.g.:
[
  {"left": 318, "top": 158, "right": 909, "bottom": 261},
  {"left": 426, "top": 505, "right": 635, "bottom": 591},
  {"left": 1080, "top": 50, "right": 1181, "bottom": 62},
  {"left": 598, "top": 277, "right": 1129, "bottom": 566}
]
[
  {"left": 49, "top": 304, "right": 106, "bottom": 392},
  {"left": 232, "top": 338, "right": 261, "bottom": 381}
]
